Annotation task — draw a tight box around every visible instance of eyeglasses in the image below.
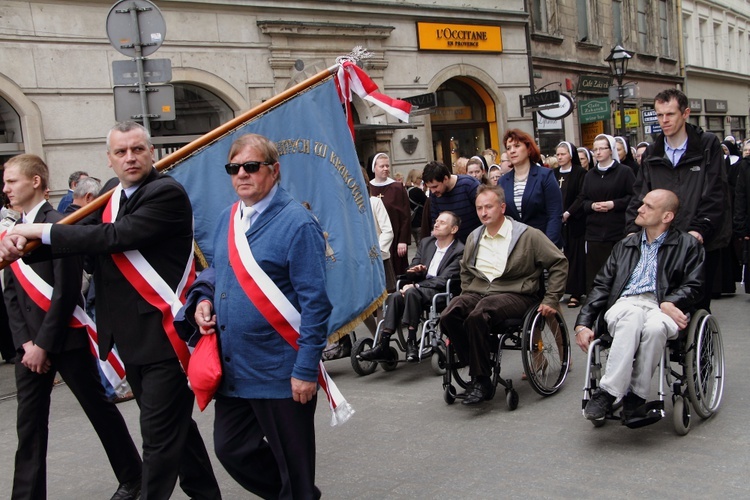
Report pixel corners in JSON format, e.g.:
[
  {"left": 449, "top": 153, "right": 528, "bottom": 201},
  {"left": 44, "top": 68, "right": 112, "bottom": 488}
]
[
  {"left": 592, "top": 147, "right": 610, "bottom": 153},
  {"left": 224, "top": 161, "right": 272, "bottom": 175}
]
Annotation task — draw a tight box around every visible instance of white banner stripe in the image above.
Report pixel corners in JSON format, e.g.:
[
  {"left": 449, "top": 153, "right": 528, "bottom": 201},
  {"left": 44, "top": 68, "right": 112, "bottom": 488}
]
[{"left": 232, "top": 203, "right": 301, "bottom": 331}]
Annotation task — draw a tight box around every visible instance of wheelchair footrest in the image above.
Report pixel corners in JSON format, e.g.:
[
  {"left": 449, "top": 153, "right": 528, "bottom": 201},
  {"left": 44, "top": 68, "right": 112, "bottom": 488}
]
[{"left": 621, "top": 400, "right": 665, "bottom": 429}]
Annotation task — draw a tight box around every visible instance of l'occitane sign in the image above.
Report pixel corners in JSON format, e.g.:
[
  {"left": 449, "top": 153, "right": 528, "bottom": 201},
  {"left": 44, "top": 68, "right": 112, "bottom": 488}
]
[{"left": 417, "top": 22, "right": 502, "bottom": 52}]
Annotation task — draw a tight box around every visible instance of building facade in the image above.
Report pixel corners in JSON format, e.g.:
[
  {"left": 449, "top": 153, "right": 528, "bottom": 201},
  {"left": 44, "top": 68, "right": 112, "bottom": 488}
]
[
  {"left": 681, "top": 0, "right": 750, "bottom": 142},
  {"left": 528, "top": 0, "right": 683, "bottom": 153},
  {"left": 0, "top": 0, "right": 538, "bottom": 200}
]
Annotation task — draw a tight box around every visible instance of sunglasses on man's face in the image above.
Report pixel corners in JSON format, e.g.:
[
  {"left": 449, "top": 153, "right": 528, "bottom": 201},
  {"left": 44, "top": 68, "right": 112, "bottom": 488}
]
[{"left": 224, "top": 161, "right": 272, "bottom": 175}]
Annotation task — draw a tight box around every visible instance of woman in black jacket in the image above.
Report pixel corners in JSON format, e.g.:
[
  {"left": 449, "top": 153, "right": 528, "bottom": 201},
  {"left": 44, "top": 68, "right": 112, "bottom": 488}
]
[{"left": 581, "top": 134, "right": 636, "bottom": 292}]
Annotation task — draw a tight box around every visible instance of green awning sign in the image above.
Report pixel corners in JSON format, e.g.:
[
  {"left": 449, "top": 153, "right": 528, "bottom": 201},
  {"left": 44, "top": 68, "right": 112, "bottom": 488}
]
[{"left": 578, "top": 98, "right": 610, "bottom": 124}]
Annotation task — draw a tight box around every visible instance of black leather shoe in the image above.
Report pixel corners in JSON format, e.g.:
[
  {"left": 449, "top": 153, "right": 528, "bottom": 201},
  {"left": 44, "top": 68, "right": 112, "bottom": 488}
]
[
  {"left": 461, "top": 383, "right": 488, "bottom": 405},
  {"left": 584, "top": 388, "right": 615, "bottom": 421},
  {"left": 406, "top": 340, "right": 418, "bottom": 362},
  {"left": 621, "top": 392, "right": 647, "bottom": 421},
  {"left": 110, "top": 479, "right": 141, "bottom": 500},
  {"left": 358, "top": 343, "right": 389, "bottom": 361}
]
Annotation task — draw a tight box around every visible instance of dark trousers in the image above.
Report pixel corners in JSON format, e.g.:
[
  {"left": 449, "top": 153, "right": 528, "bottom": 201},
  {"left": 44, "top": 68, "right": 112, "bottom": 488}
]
[
  {"left": 0, "top": 298, "right": 15, "bottom": 361},
  {"left": 586, "top": 240, "right": 616, "bottom": 293},
  {"left": 382, "top": 286, "right": 437, "bottom": 333},
  {"left": 696, "top": 248, "right": 720, "bottom": 312},
  {"left": 12, "top": 347, "right": 142, "bottom": 500},
  {"left": 126, "top": 358, "right": 221, "bottom": 500},
  {"left": 563, "top": 231, "right": 587, "bottom": 299},
  {"left": 214, "top": 395, "right": 320, "bottom": 500},
  {"left": 440, "top": 292, "right": 537, "bottom": 378}
]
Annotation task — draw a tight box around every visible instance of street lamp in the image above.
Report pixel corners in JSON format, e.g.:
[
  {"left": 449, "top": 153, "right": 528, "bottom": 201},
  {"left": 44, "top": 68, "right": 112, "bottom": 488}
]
[{"left": 606, "top": 45, "right": 634, "bottom": 137}]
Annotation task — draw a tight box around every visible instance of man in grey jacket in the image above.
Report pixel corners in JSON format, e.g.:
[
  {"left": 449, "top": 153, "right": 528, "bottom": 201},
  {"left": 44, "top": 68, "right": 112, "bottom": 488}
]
[{"left": 440, "top": 185, "right": 567, "bottom": 405}]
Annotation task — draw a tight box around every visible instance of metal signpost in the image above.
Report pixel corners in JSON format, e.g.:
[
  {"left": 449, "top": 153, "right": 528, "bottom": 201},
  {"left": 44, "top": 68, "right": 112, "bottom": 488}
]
[{"left": 106, "top": 0, "right": 173, "bottom": 133}]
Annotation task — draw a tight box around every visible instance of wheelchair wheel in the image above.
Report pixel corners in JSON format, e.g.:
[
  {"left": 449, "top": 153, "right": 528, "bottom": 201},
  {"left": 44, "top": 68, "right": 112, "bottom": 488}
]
[
  {"left": 673, "top": 396, "right": 691, "bottom": 436},
  {"left": 431, "top": 345, "right": 447, "bottom": 375},
  {"left": 505, "top": 389, "right": 519, "bottom": 411},
  {"left": 351, "top": 338, "right": 378, "bottom": 376},
  {"left": 380, "top": 347, "right": 400, "bottom": 371},
  {"left": 452, "top": 363, "right": 472, "bottom": 390},
  {"left": 444, "top": 385, "right": 456, "bottom": 405},
  {"left": 685, "top": 310, "right": 725, "bottom": 419},
  {"left": 521, "top": 308, "right": 570, "bottom": 396}
]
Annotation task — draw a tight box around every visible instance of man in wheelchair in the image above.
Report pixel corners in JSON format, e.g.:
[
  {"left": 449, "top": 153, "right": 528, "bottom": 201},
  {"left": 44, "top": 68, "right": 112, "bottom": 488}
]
[
  {"left": 359, "top": 211, "right": 464, "bottom": 362},
  {"left": 440, "top": 185, "right": 568, "bottom": 405},
  {"left": 575, "top": 189, "right": 705, "bottom": 423}
]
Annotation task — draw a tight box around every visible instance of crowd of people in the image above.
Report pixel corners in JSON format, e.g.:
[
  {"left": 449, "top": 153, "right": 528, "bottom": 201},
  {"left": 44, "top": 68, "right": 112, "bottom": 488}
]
[{"left": 0, "top": 87, "right": 743, "bottom": 497}]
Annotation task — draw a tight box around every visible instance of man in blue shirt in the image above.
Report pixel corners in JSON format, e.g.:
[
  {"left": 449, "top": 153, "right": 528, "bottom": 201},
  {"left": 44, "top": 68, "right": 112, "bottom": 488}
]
[{"left": 575, "top": 189, "right": 705, "bottom": 422}]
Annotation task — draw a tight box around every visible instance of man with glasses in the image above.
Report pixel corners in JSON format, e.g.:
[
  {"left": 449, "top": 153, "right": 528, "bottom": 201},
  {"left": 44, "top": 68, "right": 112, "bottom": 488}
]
[
  {"left": 1, "top": 121, "right": 221, "bottom": 500},
  {"left": 187, "top": 133, "right": 332, "bottom": 498}
]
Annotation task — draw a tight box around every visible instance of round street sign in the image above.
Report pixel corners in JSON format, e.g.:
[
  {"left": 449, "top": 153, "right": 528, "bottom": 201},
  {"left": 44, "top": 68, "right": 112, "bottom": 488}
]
[
  {"left": 106, "top": 0, "right": 166, "bottom": 58},
  {"left": 536, "top": 93, "right": 574, "bottom": 121}
]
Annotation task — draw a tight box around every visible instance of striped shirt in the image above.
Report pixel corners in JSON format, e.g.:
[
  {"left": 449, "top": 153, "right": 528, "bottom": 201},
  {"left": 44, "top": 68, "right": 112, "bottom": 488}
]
[
  {"left": 622, "top": 230, "right": 668, "bottom": 296},
  {"left": 513, "top": 179, "right": 526, "bottom": 218}
]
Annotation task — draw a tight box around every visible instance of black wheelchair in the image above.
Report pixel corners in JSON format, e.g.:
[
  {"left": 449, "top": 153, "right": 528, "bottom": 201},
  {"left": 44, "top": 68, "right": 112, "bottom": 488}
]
[
  {"left": 582, "top": 309, "right": 725, "bottom": 435},
  {"left": 350, "top": 278, "right": 458, "bottom": 376},
  {"left": 442, "top": 302, "right": 571, "bottom": 409}
]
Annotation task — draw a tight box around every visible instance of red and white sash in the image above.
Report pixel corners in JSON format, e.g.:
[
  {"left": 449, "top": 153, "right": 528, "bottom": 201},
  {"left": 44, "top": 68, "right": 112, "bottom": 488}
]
[
  {"left": 0, "top": 229, "right": 126, "bottom": 389},
  {"left": 227, "top": 201, "right": 353, "bottom": 426},
  {"left": 103, "top": 186, "right": 195, "bottom": 372}
]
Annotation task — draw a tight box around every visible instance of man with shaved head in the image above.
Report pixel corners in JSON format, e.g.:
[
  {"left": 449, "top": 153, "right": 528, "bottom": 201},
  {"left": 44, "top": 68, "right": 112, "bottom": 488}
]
[{"left": 574, "top": 189, "right": 705, "bottom": 423}]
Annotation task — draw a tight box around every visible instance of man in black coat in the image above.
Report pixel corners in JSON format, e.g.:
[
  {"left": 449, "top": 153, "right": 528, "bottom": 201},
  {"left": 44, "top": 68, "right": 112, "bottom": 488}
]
[
  {"left": 626, "top": 88, "right": 724, "bottom": 311},
  {"left": 2, "top": 123, "right": 221, "bottom": 500},
  {"left": 2, "top": 154, "right": 142, "bottom": 499},
  {"left": 359, "top": 211, "right": 464, "bottom": 361}
]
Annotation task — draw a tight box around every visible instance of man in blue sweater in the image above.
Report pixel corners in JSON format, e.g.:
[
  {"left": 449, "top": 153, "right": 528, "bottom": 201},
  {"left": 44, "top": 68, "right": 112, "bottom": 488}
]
[
  {"left": 422, "top": 161, "right": 482, "bottom": 242},
  {"left": 193, "top": 133, "right": 332, "bottom": 499}
]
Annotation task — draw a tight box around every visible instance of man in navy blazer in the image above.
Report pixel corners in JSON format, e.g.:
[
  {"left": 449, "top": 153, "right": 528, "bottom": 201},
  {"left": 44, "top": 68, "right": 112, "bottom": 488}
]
[
  {"left": 2, "top": 123, "right": 221, "bottom": 500},
  {"left": 360, "top": 211, "right": 464, "bottom": 361},
  {"left": 2, "top": 154, "right": 142, "bottom": 499}
]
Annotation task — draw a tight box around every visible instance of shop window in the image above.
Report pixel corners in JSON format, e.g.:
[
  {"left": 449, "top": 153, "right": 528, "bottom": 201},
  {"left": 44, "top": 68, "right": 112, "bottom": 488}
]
[
  {"left": 731, "top": 116, "right": 745, "bottom": 141},
  {"left": 706, "top": 116, "right": 724, "bottom": 136},
  {"left": 432, "top": 80, "right": 490, "bottom": 169}
]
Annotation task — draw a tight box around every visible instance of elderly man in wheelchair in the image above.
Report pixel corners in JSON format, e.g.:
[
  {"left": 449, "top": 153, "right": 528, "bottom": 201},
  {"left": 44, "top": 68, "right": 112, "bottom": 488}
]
[
  {"left": 575, "top": 189, "right": 705, "bottom": 426},
  {"left": 358, "top": 211, "right": 464, "bottom": 363}
]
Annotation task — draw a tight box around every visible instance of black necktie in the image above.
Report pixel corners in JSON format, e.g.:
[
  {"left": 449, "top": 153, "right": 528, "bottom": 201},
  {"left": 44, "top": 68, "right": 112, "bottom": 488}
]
[{"left": 117, "top": 193, "right": 128, "bottom": 219}]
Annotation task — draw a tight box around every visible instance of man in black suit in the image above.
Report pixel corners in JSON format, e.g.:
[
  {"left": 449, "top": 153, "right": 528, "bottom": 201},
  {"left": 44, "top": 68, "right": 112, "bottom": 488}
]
[
  {"left": 359, "top": 211, "right": 464, "bottom": 361},
  {"left": 2, "top": 123, "right": 221, "bottom": 500},
  {"left": 2, "top": 154, "right": 142, "bottom": 499}
]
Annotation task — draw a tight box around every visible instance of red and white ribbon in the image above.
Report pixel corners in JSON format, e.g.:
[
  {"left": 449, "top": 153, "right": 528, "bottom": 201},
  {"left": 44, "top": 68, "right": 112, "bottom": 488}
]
[
  {"left": 103, "top": 186, "right": 195, "bottom": 372},
  {"left": 335, "top": 60, "right": 412, "bottom": 138},
  {"left": 1, "top": 228, "right": 126, "bottom": 390},
  {"left": 227, "top": 202, "right": 353, "bottom": 426}
]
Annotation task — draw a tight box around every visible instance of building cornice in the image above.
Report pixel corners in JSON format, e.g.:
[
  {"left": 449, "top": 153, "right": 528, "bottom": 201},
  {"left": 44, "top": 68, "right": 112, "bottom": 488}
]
[{"left": 257, "top": 21, "right": 394, "bottom": 39}]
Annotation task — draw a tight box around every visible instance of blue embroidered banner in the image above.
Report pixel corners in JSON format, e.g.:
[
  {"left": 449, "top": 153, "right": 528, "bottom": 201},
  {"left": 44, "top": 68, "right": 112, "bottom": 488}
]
[{"left": 166, "top": 79, "right": 385, "bottom": 337}]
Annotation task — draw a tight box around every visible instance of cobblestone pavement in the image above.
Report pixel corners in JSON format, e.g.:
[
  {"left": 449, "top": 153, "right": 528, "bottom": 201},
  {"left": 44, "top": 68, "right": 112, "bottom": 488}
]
[{"left": 0, "top": 292, "right": 748, "bottom": 499}]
